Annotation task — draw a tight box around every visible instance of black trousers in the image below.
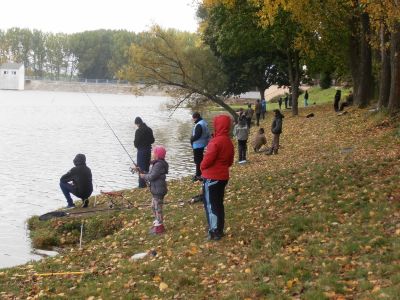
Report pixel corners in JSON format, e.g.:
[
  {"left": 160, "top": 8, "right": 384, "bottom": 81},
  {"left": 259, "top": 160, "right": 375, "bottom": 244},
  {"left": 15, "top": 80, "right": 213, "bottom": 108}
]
[
  {"left": 193, "top": 147, "right": 204, "bottom": 177},
  {"left": 203, "top": 179, "right": 228, "bottom": 235},
  {"left": 137, "top": 146, "right": 151, "bottom": 188},
  {"left": 246, "top": 117, "right": 252, "bottom": 128},
  {"left": 256, "top": 113, "right": 261, "bottom": 126},
  {"left": 238, "top": 140, "right": 247, "bottom": 161}
]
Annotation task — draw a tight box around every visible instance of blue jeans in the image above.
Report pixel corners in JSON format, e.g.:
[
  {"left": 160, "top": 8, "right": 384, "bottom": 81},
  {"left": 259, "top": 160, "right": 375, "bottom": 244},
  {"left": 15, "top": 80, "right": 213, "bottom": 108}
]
[
  {"left": 60, "top": 181, "right": 77, "bottom": 205},
  {"left": 137, "top": 146, "right": 152, "bottom": 188}
]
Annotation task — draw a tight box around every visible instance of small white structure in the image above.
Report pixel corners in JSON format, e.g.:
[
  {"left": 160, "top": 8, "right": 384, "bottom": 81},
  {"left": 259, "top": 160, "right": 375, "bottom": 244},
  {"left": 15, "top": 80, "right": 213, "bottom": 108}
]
[{"left": 0, "top": 63, "right": 25, "bottom": 90}]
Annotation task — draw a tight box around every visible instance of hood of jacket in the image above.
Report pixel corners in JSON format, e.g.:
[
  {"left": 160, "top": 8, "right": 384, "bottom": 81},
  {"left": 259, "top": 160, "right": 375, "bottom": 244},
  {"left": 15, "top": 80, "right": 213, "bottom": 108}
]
[
  {"left": 73, "top": 154, "right": 86, "bottom": 166},
  {"left": 213, "top": 115, "right": 231, "bottom": 137}
]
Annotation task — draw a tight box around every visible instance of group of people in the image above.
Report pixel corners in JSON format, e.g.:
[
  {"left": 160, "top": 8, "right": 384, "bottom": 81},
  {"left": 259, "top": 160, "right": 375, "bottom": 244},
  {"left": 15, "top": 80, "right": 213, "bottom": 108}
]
[
  {"left": 232, "top": 104, "right": 284, "bottom": 163},
  {"left": 59, "top": 98, "right": 288, "bottom": 240},
  {"left": 59, "top": 112, "right": 235, "bottom": 239}
]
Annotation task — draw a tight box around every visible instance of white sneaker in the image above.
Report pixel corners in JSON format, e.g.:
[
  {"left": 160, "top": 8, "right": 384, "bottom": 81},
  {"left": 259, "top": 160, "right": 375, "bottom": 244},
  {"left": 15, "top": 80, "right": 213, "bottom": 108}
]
[{"left": 239, "top": 160, "right": 247, "bottom": 164}]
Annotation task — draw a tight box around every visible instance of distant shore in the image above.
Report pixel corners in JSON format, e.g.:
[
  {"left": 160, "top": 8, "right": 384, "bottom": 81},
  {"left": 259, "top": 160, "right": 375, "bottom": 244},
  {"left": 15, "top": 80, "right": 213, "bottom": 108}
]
[{"left": 24, "top": 80, "right": 168, "bottom": 96}]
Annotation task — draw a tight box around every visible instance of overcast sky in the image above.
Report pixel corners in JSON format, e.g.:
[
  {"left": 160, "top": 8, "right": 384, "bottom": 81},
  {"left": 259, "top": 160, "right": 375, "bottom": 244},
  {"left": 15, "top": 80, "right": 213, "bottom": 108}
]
[{"left": 0, "top": 0, "right": 199, "bottom": 33}]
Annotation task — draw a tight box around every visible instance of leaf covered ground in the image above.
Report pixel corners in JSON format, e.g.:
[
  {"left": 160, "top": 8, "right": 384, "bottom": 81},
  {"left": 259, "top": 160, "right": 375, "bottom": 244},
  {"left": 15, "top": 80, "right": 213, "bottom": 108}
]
[{"left": 1, "top": 104, "right": 399, "bottom": 299}]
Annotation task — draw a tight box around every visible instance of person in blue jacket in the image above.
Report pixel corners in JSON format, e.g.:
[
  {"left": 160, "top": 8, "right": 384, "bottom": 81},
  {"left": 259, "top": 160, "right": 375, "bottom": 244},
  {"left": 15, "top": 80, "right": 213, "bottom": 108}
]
[{"left": 190, "top": 112, "right": 210, "bottom": 181}]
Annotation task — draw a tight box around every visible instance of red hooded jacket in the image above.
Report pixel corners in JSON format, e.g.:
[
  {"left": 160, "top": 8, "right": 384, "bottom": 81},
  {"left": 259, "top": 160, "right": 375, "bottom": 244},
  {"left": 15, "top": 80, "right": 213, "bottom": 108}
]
[{"left": 200, "top": 115, "right": 234, "bottom": 180}]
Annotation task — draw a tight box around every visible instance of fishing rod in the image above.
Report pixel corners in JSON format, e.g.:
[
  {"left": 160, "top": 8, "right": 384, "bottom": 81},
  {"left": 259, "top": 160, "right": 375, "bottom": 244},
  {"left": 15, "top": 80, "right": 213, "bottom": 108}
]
[{"left": 80, "top": 85, "right": 138, "bottom": 170}]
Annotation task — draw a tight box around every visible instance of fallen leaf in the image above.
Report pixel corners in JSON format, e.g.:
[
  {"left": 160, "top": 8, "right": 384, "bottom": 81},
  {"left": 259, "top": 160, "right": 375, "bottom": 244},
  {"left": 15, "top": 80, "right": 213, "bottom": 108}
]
[{"left": 159, "top": 282, "right": 168, "bottom": 292}]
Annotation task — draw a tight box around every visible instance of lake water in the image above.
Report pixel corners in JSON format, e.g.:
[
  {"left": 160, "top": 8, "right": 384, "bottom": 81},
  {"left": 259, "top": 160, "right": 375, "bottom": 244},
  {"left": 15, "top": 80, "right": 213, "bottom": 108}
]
[{"left": 0, "top": 90, "right": 194, "bottom": 269}]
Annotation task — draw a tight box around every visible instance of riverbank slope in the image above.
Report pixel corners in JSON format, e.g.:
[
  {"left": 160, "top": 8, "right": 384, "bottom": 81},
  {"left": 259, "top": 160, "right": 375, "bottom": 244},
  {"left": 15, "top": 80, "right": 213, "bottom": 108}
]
[{"left": 1, "top": 104, "right": 399, "bottom": 299}]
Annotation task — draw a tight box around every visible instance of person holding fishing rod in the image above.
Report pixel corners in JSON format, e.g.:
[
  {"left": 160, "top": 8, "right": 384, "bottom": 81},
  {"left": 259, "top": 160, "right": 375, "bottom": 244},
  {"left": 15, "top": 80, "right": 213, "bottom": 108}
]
[{"left": 134, "top": 117, "right": 155, "bottom": 188}]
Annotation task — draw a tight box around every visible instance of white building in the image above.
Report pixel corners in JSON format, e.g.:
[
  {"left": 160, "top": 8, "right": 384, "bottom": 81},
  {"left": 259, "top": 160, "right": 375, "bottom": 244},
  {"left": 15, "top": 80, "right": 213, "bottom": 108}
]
[{"left": 0, "top": 63, "right": 25, "bottom": 90}]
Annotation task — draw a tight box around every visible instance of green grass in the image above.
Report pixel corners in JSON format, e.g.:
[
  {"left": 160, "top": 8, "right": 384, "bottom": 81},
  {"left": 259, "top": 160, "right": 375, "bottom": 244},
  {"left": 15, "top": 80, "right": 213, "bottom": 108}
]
[{"left": 210, "top": 86, "right": 353, "bottom": 112}]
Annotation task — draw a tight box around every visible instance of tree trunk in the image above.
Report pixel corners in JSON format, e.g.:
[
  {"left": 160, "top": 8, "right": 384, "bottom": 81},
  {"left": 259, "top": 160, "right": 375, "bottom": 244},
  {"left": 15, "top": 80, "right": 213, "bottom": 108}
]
[
  {"left": 348, "top": 15, "right": 360, "bottom": 103},
  {"left": 287, "top": 49, "right": 300, "bottom": 116},
  {"left": 388, "top": 21, "right": 400, "bottom": 114},
  {"left": 212, "top": 95, "right": 238, "bottom": 121},
  {"left": 259, "top": 88, "right": 265, "bottom": 100},
  {"left": 378, "top": 23, "right": 391, "bottom": 109},
  {"left": 356, "top": 12, "right": 374, "bottom": 108}
]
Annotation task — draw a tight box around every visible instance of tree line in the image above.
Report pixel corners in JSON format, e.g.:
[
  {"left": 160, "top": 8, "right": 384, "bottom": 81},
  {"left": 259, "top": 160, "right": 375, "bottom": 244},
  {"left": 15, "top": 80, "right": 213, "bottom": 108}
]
[
  {"left": 122, "top": 0, "right": 400, "bottom": 116},
  {"left": 2, "top": 0, "right": 399, "bottom": 116},
  {"left": 0, "top": 28, "right": 139, "bottom": 80}
]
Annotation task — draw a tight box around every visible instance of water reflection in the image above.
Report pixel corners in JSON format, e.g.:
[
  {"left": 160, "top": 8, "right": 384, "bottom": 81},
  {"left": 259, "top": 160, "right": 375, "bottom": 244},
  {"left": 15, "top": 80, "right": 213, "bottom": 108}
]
[{"left": 0, "top": 90, "right": 194, "bottom": 268}]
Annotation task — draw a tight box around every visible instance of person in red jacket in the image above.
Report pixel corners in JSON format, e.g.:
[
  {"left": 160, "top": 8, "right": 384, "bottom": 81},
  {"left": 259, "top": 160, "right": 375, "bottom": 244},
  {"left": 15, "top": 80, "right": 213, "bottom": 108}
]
[{"left": 201, "top": 114, "right": 234, "bottom": 240}]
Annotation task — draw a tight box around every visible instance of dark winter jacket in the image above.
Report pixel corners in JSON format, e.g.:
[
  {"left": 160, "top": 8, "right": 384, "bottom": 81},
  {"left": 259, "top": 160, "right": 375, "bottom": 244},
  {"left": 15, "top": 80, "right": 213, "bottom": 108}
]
[
  {"left": 60, "top": 154, "right": 93, "bottom": 199},
  {"left": 271, "top": 114, "right": 284, "bottom": 135},
  {"left": 134, "top": 123, "right": 155, "bottom": 149},
  {"left": 201, "top": 115, "right": 234, "bottom": 180},
  {"left": 143, "top": 159, "right": 169, "bottom": 197}
]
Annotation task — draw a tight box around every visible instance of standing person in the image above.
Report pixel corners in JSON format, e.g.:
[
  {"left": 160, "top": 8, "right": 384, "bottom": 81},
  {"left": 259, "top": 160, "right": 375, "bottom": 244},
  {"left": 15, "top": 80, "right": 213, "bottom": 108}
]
[
  {"left": 245, "top": 103, "right": 254, "bottom": 129},
  {"left": 190, "top": 112, "right": 210, "bottom": 182},
  {"left": 255, "top": 99, "right": 262, "bottom": 126},
  {"left": 267, "top": 109, "right": 284, "bottom": 155},
  {"left": 284, "top": 95, "right": 288, "bottom": 109},
  {"left": 139, "top": 146, "right": 169, "bottom": 234},
  {"left": 304, "top": 90, "right": 309, "bottom": 107},
  {"left": 278, "top": 97, "right": 283, "bottom": 110},
  {"left": 252, "top": 128, "right": 267, "bottom": 152},
  {"left": 201, "top": 115, "right": 234, "bottom": 240},
  {"left": 60, "top": 154, "right": 93, "bottom": 208},
  {"left": 261, "top": 98, "right": 267, "bottom": 120},
  {"left": 233, "top": 115, "right": 249, "bottom": 163},
  {"left": 334, "top": 89, "right": 341, "bottom": 112},
  {"left": 134, "top": 117, "right": 155, "bottom": 188}
]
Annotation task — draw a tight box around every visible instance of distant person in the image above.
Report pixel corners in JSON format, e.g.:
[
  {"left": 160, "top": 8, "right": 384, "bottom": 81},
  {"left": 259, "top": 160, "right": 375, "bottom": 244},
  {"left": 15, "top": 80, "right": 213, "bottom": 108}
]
[
  {"left": 245, "top": 103, "right": 254, "bottom": 128},
  {"left": 339, "top": 90, "right": 353, "bottom": 111},
  {"left": 267, "top": 109, "right": 284, "bottom": 155},
  {"left": 278, "top": 97, "right": 283, "bottom": 110},
  {"left": 261, "top": 98, "right": 267, "bottom": 119},
  {"left": 304, "top": 90, "right": 309, "bottom": 107},
  {"left": 60, "top": 154, "right": 93, "bottom": 208},
  {"left": 252, "top": 128, "right": 267, "bottom": 152},
  {"left": 255, "top": 99, "right": 262, "bottom": 126},
  {"left": 190, "top": 112, "right": 210, "bottom": 182},
  {"left": 139, "top": 146, "right": 169, "bottom": 235},
  {"left": 334, "top": 89, "right": 341, "bottom": 112},
  {"left": 284, "top": 95, "right": 288, "bottom": 109},
  {"left": 201, "top": 115, "right": 234, "bottom": 240},
  {"left": 233, "top": 115, "right": 249, "bottom": 163},
  {"left": 134, "top": 117, "right": 155, "bottom": 188}
]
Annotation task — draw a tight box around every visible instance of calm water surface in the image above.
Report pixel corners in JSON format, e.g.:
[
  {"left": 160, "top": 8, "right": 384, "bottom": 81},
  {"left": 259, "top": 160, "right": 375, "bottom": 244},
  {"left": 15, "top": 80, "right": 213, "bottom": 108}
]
[{"left": 0, "top": 90, "right": 194, "bottom": 268}]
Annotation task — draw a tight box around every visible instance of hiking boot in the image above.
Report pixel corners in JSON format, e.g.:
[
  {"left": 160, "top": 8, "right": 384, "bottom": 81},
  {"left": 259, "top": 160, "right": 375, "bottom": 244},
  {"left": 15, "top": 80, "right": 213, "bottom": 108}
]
[
  {"left": 82, "top": 199, "right": 89, "bottom": 208},
  {"left": 207, "top": 231, "right": 222, "bottom": 241}
]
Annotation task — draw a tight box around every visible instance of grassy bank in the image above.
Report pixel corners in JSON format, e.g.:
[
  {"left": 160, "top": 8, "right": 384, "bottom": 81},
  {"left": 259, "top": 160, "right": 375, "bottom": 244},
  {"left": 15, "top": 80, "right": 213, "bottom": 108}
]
[
  {"left": 0, "top": 104, "right": 399, "bottom": 299},
  {"left": 211, "top": 87, "right": 352, "bottom": 112}
]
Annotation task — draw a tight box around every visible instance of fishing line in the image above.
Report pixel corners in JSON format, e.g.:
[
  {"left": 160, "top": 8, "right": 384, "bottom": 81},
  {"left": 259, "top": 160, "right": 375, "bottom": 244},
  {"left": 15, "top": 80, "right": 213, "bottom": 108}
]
[{"left": 80, "top": 86, "right": 137, "bottom": 167}]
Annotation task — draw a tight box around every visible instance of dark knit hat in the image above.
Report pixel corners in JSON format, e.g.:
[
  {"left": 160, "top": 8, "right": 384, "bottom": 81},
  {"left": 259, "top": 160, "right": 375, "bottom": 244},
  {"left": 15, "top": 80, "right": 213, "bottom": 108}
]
[{"left": 134, "top": 117, "right": 143, "bottom": 125}]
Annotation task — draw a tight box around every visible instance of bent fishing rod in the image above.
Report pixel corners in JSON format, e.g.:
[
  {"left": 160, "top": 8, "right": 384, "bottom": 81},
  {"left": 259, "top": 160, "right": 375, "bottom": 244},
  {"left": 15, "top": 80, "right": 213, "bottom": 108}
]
[{"left": 80, "top": 86, "right": 138, "bottom": 171}]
